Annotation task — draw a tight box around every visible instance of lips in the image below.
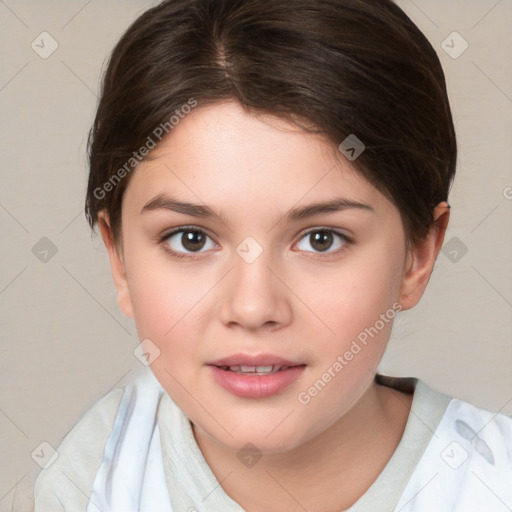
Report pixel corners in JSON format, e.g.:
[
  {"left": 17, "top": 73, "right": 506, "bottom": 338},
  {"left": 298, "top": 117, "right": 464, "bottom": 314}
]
[{"left": 208, "top": 353, "right": 306, "bottom": 398}]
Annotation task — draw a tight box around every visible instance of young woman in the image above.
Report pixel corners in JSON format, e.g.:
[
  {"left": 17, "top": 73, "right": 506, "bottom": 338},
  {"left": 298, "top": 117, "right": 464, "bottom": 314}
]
[{"left": 34, "top": 0, "right": 512, "bottom": 510}]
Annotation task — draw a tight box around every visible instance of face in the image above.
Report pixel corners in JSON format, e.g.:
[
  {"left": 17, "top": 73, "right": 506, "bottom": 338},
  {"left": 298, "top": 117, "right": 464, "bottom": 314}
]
[{"left": 104, "top": 100, "right": 436, "bottom": 454}]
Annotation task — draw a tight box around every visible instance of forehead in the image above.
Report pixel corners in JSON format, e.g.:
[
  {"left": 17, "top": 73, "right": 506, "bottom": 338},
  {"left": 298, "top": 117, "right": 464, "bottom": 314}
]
[{"left": 123, "top": 100, "right": 391, "bottom": 219}]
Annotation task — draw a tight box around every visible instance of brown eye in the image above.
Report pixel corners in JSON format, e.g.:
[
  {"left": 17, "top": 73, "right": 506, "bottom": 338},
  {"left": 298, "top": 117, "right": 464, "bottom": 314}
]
[
  {"left": 309, "top": 230, "right": 334, "bottom": 252},
  {"left": 181, "top": 230, "right": 206, "bottom": 251},
  {"left": 296, "top": 229, "right": 348, "bottom": 254},
  {"left": 164, "top": 228, "right": 216, "bottom": 254}
]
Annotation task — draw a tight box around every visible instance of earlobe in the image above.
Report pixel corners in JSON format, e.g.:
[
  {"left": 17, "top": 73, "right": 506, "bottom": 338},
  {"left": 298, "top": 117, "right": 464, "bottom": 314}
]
[
  {"left": 398, "top": 202, "right": 450, "bottom": 310},
  {"left": 98, "top": 212, "right": 134, "bottom": 318}
]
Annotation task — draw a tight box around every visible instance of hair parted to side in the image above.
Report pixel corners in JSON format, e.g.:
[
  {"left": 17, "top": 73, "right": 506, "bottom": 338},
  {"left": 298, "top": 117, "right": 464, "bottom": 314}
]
[{"left": 85, "top": 0, "right": 457, "bottom": 246}]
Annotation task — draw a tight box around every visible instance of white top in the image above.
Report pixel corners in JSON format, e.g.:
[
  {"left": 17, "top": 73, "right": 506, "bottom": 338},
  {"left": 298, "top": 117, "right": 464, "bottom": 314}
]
[{"left": 33, "top": 368, "right": 512, "bottom": 511}]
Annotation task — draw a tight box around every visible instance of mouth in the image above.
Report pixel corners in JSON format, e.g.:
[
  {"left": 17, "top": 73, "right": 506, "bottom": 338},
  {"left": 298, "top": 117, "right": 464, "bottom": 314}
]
[{"left": 207, "top": 354, "right": 306, "bottom": 398}]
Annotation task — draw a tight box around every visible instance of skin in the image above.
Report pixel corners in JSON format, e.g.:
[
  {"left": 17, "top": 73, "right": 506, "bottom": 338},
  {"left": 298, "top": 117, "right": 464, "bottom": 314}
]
[{"left": 99, "top": 99, "right": 449, "bottom": 511}]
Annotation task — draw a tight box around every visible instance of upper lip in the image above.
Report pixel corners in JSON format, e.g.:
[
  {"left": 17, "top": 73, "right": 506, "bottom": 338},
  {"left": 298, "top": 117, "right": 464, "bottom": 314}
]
[{"left": 208, "top": 353, "right": 303, "bottom": 367}]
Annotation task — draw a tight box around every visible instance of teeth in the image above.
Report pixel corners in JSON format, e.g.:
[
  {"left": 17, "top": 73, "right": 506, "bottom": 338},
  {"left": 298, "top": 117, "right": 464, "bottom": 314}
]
[
  {"left": 241, "top": 365, "right": 272, "bottom": 373},
  {"left": 223, "top": 364, "right": 288, "bottom": 375}
]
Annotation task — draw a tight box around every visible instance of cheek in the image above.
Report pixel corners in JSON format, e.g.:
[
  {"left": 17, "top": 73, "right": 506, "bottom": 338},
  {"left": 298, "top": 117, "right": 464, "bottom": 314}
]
[
  {"left": 296, "top": 249, "right": 402, "bottom": 344},
  {"left": 126, "top": 257, "right": 213, "bottom": 402},
  {"left": 124, "top": 244, "right": 208, "bottom": 349},
  {"left": 290, "top": 248, "right": 403, "bottom": 423}
]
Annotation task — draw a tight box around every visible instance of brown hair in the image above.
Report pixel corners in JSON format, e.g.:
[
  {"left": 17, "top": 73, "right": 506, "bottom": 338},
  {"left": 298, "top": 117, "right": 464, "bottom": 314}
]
[{"left": 85, "top": 0, "right": 456, "bottom": 246}]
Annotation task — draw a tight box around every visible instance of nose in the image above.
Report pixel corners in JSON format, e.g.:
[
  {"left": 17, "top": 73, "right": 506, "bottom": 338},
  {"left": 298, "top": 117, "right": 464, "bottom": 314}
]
[{"left": 219, "top": 252, "right": 293, "bottom": 332}]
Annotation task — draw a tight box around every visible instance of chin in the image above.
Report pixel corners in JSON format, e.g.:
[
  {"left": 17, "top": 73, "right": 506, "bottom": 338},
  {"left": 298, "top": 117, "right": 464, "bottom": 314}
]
[{"left": 194, "top": 413, "right": 320, "bottom": 456}]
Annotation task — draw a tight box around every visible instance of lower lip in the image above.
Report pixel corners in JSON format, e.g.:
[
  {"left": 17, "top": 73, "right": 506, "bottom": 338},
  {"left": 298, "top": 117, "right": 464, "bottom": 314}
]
[{"left": 209, "top": 365, "right": 306, "bottom": 398}]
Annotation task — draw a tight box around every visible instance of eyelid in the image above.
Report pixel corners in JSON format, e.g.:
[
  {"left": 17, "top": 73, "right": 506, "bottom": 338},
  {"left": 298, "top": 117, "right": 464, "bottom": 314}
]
[
  {"left": 297, "top": 226, "right": 352, "bottom": 243},
  {"left": 159, "top": 225, "right": 216, "bottom": 243}
]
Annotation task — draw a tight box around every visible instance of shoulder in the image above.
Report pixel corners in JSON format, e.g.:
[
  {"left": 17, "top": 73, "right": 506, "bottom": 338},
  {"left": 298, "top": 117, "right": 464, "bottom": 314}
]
[
  {"left": 33, "top": 382, "right": 126, "bottom": 511},
  {"left": 396, "top": 392, "right": 512, "bottom": 512},
  {"left": 439, "top": 397, "right": 512, "bottom": 468}
]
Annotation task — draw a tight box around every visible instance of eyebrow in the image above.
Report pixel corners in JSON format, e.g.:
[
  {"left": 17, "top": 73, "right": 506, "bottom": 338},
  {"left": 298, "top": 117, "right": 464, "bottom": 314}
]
[{"left": 140, "top": 194, "right": 374, "bottom": 221}]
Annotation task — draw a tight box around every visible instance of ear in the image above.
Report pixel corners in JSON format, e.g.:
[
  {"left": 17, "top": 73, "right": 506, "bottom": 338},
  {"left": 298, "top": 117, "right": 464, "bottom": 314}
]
[
  {"left": 398, "top": 202, "right": 450, "bottom": 311},
  {"left": 98, "top": 212, "right": 134, "bottom": 318}
]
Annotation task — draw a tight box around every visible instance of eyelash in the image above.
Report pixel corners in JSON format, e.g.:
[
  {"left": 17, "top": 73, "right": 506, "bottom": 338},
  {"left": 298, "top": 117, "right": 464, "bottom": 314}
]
[{"left": 158, "top": 226, "right": 352, "bottom": 261}]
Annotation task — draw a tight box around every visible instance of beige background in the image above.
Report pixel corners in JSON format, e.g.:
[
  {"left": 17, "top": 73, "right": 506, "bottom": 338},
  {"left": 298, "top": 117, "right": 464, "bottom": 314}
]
[{"left": 0, "top": 0, "right": 511, "bottom": 509}]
